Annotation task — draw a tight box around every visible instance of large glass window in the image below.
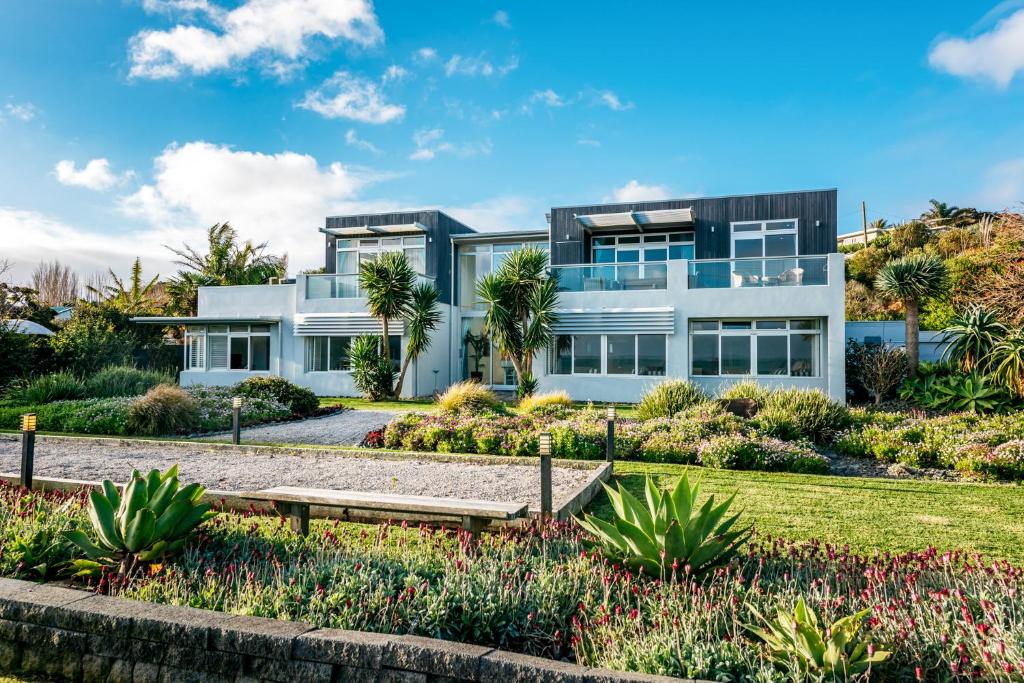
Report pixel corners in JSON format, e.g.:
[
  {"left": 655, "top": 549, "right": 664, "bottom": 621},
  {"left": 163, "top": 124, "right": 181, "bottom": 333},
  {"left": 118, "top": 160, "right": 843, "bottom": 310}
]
[
  {"left": 592, "top": 232, "right": 693, "bottom": 264},
  {"left": 689, "top": 319, "right": 821, "bottom": 377},
  {"left": 730, "top": 219, "right": 798, "bottom": 259},
  {"left": 305, "top": 335, "right": 399, "bottom": 372},
  {"left": 337, "top": 235, "right": 427, "bottom": 276},
  {"left": 187, "top": 324, "right": 271, "bottom": 372},
  {"left": 548, "top": 334, "right": 667, "bottom": 376},
  {"left": 458, "top": 241, "right": 548, "bottom": 309}
]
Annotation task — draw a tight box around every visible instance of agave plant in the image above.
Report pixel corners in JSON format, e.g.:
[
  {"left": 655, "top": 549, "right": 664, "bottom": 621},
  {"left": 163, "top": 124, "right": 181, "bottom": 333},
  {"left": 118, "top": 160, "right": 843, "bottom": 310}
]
[
  {"left": 940, "top": 305, "right": 1006, "bottom": 373},
  {"left": 65, "top": 465, "right": 216, "bottom": 576},
  {"left": 575, "top": 472, "right": 749, "bottom": 577},
  {"left": 747, "top": 596, "right": 890, "bottom": 676},
  {"left": 935, "top": 372, "right": 1008, "bottom": 414}
]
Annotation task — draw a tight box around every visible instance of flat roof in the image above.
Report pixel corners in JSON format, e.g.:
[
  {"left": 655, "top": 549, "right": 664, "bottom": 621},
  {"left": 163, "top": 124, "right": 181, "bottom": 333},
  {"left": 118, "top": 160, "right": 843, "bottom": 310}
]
[
  {"left": 131, "top": 316, "right": 282, "bottom": 325},
  {"left": 549, "top": 188, "right": 838, "bottom": 211},
  {"left": 450, "top": 229, "right": 548, "bottom": 243}
]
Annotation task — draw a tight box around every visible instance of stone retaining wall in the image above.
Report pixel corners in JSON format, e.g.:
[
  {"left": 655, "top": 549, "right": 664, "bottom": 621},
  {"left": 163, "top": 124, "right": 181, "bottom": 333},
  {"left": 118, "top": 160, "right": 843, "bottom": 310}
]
[{"left": 0, "top": 578, "right": 692, "bottom": 683}]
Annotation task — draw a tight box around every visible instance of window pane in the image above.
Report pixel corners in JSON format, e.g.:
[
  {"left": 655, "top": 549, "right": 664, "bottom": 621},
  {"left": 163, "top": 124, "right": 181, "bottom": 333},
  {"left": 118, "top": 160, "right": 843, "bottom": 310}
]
[
  {"left": 721, "top": 336, "right": 751, "bottom": 375},
  {"left": 359, "top": 239, "right": 378, "bottom": 247},
  {"left": 388, "top": 335, "right": 401, "bottom": 371},
  {"left": 403, "top": 236, "right": 425, "bottom": 246},
  {"left": 618, "top": 236, "right": 640, "bottom": 245},
  {"left": 230, "top": 336, "right": 249, "bottom": 369},
  {"left": 733, "top": 222, "right": 762, "bottom": 232},
  {"left": 593, "top": 236, "right": 615, "bottom": 246},
  {"left": 573, "top": 335, "right": 601, "bottom": 374},
  {"left": 756, "top": 320, "right": 787, "bottom": 330},
  {"left": 405, "top": 247, "right": 425, "bottom": 273},
  {"left": 229, "top": 325, "right": 248, "bottom": 333},
  {"left": 767, "top": 220, "right": 797, "bottom": 231},
  {"left": 550, "top": 335, "right": 572, "bottom": 375},
  {"left": 616, "top": 249, "right": 640, "bottom": 263},
  {"left": 381, "top": 237, "right": 401, "bottom": 246},
  {"left": 637, "top": 335, "right": 666, "bottom": 376},
  {"left": 691, "top": 334, "right": 719, "bottom": 376},
  {"left": 336, "top": 239, "right": 352, "bottom": 249},
  {"left": 734, "top": 239, "right": 763, "bottom": 258},
  {"left": 791, "top": 319, "right": 819, "bottom": 330},
  {"left": 765, "top": 234, "right": 796, "bottom": 257},
  {"left": 691, "top": 320, "right": 718, "bottom": 331},
  {"left": 305, "top": 337, "right": 327, "bottom": 372},
  {"left": 336, "top": 250, "right": 357, "bottom": 274},
  {"left": 329, "top": 336, "right": 350, "bottom": 371},
  {"left": 756, "top": 335, "right": 788, "bottom": 375},
  {"left": 250, "top": 324, "right": 270, "bottom": 333},
  {"left": 643, "top": 248, "right": 667, "bottom": 261},
  {"left": 593, "top": 248, "right": 615, "bottom": 264},
  {"left": 250, "top": 336, "right": 270, "bottom": 371},
  {"left": 791, "top": 333, "right": 818, "bottom": 376},
  {"left": 722, "top": 321, "right": 751, "bottom": 329},
  {"left": 209, "top": 335, "right": 228, "bottom": 369},
  {"left": 669, "top": 244, "right": 694, "bottom": 260},
  {"left": 606, "top": 334, "right": 635, "bottom": 374},
  {"left": 643, "top": 234, "right": 666, "bottom": 243},
  {"left": 208, "top": 325, "right": 227, "bottom": 333}
]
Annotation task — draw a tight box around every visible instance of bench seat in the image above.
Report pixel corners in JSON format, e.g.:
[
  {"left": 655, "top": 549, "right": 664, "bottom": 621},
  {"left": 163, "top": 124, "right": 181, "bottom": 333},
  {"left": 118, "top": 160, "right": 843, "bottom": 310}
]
[{"left": 239, "top": 486, "right": 529, "bottom": 535}]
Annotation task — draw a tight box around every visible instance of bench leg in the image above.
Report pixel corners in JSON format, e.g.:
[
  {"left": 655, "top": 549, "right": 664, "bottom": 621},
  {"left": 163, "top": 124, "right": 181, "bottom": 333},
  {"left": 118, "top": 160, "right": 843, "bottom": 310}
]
[
  {"left": 461, "top": 516, "right": 486, "bottom": 535},
  {"left": 287, "top": 503, "right": 310, "bottom": 536}
]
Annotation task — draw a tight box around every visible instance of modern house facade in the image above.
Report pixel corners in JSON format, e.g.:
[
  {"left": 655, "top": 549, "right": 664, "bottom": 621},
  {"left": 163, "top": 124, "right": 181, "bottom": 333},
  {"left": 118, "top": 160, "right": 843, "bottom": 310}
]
[{"left": 135, "top": 189, "right": 846, "bottom": 403}]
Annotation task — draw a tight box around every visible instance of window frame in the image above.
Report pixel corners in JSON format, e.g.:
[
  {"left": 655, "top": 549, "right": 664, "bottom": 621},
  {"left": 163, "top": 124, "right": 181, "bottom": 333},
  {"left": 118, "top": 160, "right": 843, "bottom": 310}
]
[
  {"left": 185, "top": 324, "right": 271, "bottom": 372},
  {"left": 729, "top": 219, "right": 799, "bottom": 259},
  {"left": 337, "top": 235, "right": 428, "bottom": 275},
  {"left": 591, "top": 231, "right": 694, "bottom": 264},
  {"left": 688, "top": 319, "right": 821, "bottom": 378},
  {"left": 549, "top": 333, "right": 668, "bottom": 377},
  {"left": 304, "top": 335, "right": 402, "bottom": 373},
  {"left": 458, "top": 240, "right": 549, "bottom": 309}
]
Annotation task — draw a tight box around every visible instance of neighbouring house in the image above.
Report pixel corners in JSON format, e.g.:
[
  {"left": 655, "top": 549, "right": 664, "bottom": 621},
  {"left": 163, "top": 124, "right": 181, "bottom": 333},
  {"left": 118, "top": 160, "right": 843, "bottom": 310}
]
[
  {"left": 133, "top": 189, "right": 846, "bottom": 402},
  {"left": 3, "top": 319, "right": 54, "bottom": 336},
  {"left": 845, "top": 320, "right": 948, "bottom": 363}
]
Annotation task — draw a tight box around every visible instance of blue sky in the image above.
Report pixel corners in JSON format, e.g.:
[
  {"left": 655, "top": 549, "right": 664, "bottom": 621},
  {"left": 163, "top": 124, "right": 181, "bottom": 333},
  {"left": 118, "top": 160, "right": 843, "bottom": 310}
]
[{"left": 2, "top": 0, "right": 1024, "bottom": 282}]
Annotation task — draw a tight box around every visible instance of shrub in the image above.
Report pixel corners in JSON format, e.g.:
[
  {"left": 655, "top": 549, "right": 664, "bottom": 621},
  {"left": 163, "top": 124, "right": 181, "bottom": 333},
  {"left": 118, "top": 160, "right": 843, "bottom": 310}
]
[
  {"left": 85, "top": 365, "right": 174, "bottom": 398},
  {"left": 14, "top": 371, "right": 86, "bottom": 404},
  {"left": 184, "top": 385, "right": 290, "bottom": 433},
  {"left": 699, "top": 435, "right": 828, "bottom": 473},
  {"left": 635, "top": 379, "right": 706, "bottom": 420},
  {"left": 436, "top": 380, "right": 504, "bottom": 414},
  {"left": 754, "top": 389, "right": 851, "bottom": 445},
  {"left": 518, "top": 390, "right": 572, "bottom": 414},
  {"left": 349, "top": 335, "right": 396, "bottom": 401},
  {"left": 127, "top": 385, "right": 200, "bottom": 436},
  {"left": 235, "top": 375, "right": 318, "bottom": 416},
  {"left": 955, "top": 440, "right": 1024, "bottom": 481},
  {"left": 857, "top": 344, "right": 909, "bottom": 404},
  {"left": 717, "top": 380, "right": 773, "bottom": 406}
]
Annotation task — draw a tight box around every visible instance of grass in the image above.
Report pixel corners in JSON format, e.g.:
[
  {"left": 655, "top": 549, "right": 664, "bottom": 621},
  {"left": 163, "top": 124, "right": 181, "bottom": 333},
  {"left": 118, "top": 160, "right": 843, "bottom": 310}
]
[{"left": 597, "top": 462, "right": 1024, "bottom": 563}]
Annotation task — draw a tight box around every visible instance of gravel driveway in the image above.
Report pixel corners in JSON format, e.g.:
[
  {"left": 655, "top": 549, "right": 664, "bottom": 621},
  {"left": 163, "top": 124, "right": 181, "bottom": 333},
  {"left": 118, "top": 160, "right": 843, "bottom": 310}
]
[
  {"left": 0, "top": 436, "right": 596, "bottom": 507},
  {"left": 202, "top": 410, "right": 394, "bottom": 446}
]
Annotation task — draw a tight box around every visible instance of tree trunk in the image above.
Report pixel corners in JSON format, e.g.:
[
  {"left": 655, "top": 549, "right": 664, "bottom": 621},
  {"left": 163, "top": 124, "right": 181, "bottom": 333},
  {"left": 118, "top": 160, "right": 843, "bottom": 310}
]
[
  {"left": 905, "top": 299, "right": 920, "bottom": 377},
  {"left": 381, "top": 317, "right": 394, "bottom": 396},
  {"left": 394, "top": 348, "right": 412, "bottom": 399}
]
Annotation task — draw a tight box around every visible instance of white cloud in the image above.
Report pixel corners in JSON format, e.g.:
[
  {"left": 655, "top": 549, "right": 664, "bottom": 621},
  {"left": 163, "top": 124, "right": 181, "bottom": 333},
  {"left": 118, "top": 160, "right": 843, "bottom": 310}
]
[
  {"left": 929, "top": 9, "right": 1024, "bottom": 87},
  {"left": 129, "top": 0, "right": 383, "bottom": 79},
  {"left": 596, "top": 90, "right": 635, "bottom": 111},
  {"left": 4, "top": 102, "right": 37, "bottom": 121},
  {"left": 54, "top": 159, "right": 131, "bottom": 191},
  {"left": 409, "top": 128, "right": 492, "bottom": 161},
  {"left": 118, "top": 141, "right": 384, "bottom": 270},
  {"left": 345, "top": 128, "right": 382, "bottom": 155},
  {"left": 413, "top": 47, "right": 438, "bottom": 63},
  {"left": 491, "top": 10, "right": 511, "bottom": 28},
  {"left": 577, "top": 138, "right": 601, "bottom": 147},
  {"left": 978, "top": 158, "right": 1024, "bottom": 207},
  {"left": 297, "top": 71, "right": 405, "bottom": 123},
  {"left": 529, "top": 89, "right": 565, "bottom": 107},
  {"left": 382, "top": 64, "right": 409, "bottom": 83},
  {"left": 611, "top": 180, "right": 672, "bottom": 202},
  {"left": 444, "top": 54, "right": 518, "bottom": 78},
  {"left": 442, "top": 196, "right": 540, "bottom": 232}
]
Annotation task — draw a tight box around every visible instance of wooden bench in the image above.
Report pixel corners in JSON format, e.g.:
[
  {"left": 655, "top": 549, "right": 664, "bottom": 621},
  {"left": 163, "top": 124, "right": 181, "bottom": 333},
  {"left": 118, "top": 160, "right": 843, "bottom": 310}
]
[{"left": 238, "top": 486, "right": 529, "bottom": 535}]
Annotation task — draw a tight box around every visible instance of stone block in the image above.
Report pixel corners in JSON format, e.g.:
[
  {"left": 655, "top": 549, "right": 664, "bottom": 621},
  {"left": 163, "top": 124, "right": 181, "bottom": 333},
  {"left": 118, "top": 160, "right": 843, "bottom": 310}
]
[
  {"left": 157, "top": 664, "right": 233, "bottom": 683},
  {"left": 108, "top": 658, "right": 135, "bottom": 683},
  {"left": 244, "top": 654, "right": 333, "bottom": 683},
  {"left": 81, "top": 653, "right": 113, "bottom": 683},
  {"left": 130, "top": 600, "right": 236, "bottom": 649},
  {"left": 133, "top": 660, "right": 162, "bottom": 683},
  {"left": 209, "top": 614, "right": 314, "bottom": 659},
  {"left": 331, "top": 663, "right": 382, "bottom": 683},
  {"left": 87, "top": 634, "right": 167, "bottom": 665},
  {"left": 479, "top": 649, "right": 590, "bottom": 683},
  {"left": 294, "top": 627, "right": 392, "bottom": 669},
  {"left": 10, "top": 621, "right": 89, "bottom": 653},
  {"left": 383, "top": 635, "right": 492, "bottom": 681},
  {"left": 0, "top": 583, "right": 91, "bottom": 627},
  {"left": 379, "top": 669, "right": 428, "bottom": 683},
  {"left": 0, "top": 639, "right": 22, "bottom": 670},
  {"left": 164, "top": 644, "right": 245, "bottom": 678}
]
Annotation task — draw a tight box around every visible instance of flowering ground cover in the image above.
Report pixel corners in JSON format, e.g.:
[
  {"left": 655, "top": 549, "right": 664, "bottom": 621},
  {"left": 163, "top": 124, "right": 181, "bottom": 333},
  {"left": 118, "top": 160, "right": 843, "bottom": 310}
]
[{"left": 3, "top": 481, "right": 1023, "bottom": 681}]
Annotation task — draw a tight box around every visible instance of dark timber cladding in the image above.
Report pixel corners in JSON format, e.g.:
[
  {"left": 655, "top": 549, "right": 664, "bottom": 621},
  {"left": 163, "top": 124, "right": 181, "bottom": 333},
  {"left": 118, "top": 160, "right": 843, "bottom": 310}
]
[
  {"left": 323, "top": 210, "right": 475, "bottom": 303},
  {"left": 547, "top": 189, "right": 838, "bottom": 265}
]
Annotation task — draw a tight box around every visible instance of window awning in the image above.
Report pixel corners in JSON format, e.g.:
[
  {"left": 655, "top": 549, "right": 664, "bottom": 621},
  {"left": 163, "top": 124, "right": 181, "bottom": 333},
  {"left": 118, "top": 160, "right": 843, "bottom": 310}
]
[
  {"left": 552, "top": 307, "right": 675, "bottom": 334},
  {"left": 131, "top": 316, "right": 281, "bottom": 325},
  {"left": 320, "top": 222, "right": 428, "bottom": 237},
  {"left": 294, "top": 313, "right": 405, "bottom": 336},
  {"left": 574, "top": 208, "right": 694, "bottom": 231}
]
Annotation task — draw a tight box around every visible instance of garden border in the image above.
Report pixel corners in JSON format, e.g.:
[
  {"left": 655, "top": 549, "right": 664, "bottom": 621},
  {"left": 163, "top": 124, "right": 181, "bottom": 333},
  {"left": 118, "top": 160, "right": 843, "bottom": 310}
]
[
  {"left": 0, "top": 577, "right": 696, "bottom": 682},
  {"left": 0, "top": 434, "right": 613, "bottom": 524}
]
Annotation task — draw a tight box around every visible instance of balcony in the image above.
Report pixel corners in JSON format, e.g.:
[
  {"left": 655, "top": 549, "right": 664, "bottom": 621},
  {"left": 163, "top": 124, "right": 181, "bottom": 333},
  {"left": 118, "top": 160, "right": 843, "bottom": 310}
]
[
  {"left": 552, "top": 262, "right": 668, "bottom": 292},
  {"left": 305, "top": 273, "right": 435, "bottom": 299},
  {"left": 687, "top": 256, "right": 828, "bottom": 289}
]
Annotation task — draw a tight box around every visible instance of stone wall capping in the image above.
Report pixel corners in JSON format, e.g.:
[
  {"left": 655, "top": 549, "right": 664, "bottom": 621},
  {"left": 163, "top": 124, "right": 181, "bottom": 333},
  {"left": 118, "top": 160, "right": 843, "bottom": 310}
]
[{"left": 0, "top": 577, "right": 700, "bottom": 682}]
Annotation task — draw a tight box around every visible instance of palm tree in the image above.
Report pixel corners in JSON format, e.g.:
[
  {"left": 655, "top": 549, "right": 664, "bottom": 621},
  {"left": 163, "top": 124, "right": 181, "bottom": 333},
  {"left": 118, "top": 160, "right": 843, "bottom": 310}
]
[
  {"left": 87, "top": 258, "right": 161, "bottom": 316},
  {"left": 165, "top": 223, "right": 287, "bottom": 315},
  {"left": 989, "top": 331, "right": 1024, "bottom": 397},
  {"left": 921, "top": 199, "right": 971, "bottom": 227},
  {"left": 475, "top": 247, "right": 558, "bottom": 395},
  {"left": 875, "top": 254, "right": 948, "bottom": 376},
  {"left": 393, "top": 282, "right": 442, "bottom": 399},
  {"left": 360, "top": 250, "right": 415, "bottom": 356},
  {"left": 939, "top": 305, "right": 1006, "bottom": 373}
]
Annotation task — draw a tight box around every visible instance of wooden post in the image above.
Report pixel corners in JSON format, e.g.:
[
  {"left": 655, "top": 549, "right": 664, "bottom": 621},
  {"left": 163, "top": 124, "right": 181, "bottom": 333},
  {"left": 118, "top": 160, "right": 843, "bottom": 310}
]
[
  {"left": 20, "top": 414, "right": 36, "bottom": 490},
  {"left": 538, "top": 432, "right": 552, "bottom": 521},
  {"left": 288, "top": 502, "right": 310, "bottom": 536},
  {"left": 861, "top": 200, "right": 868, "bottom": 246}
]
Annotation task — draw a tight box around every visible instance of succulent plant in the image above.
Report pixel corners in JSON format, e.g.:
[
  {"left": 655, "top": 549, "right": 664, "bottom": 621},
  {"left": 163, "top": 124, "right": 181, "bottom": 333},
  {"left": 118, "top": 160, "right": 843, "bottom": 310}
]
[
  {"left": 65, "top": 465, "right": 216, "bottom": 576},
  {"left": 747, "top": 596, "right": 890, "bottom": 676},
  {"left": 575, "top": 471, "right": 749, "bottom": 577}
]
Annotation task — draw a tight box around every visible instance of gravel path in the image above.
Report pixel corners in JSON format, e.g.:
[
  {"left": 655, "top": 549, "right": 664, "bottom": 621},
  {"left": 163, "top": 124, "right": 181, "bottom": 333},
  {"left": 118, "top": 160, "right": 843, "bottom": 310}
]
[
  {"left": 202, "top": 410, "right": 394, "bottom": 446},
  {"left": 0, "top": 436, "right": 595, "bottom": 506}
]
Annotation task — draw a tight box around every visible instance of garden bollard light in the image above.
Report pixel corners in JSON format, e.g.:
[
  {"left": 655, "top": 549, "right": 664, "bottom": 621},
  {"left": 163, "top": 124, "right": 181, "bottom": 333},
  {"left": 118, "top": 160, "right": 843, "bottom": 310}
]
[
  {"left": 21, "top": 413, "right": 36, "bottom": 490},
  {"left": 606, "top": 405, "right": 616, "bottom": 463},
  {"left": 232, "top": 397, "right": 242, "bottom": 445},
  {"left": 539, "top": 431, "right": 552, "bottom": 521}
]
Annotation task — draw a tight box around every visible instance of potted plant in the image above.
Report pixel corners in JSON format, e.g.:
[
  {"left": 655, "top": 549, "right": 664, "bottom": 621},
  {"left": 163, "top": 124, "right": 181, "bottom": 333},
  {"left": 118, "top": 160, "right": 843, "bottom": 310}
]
[{"left": 463, "top": 330, "right": 489, "bottom": 382}]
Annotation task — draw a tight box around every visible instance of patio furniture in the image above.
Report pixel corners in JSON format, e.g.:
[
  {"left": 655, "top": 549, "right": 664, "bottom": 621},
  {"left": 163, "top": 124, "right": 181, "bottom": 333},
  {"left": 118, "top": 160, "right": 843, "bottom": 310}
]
[
  {"left": 778, "top": 267, "right": 804, "bottom": 286},
  {"left": 239, "top": 486, "right": 529, "bottom": 535}
]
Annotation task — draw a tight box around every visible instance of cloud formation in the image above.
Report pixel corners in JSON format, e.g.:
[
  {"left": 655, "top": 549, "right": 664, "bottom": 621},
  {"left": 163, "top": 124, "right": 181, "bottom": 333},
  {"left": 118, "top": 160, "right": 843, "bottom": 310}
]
[
  {"left": 929, "top": 9, "right": 1024, "bottom": 87},
  {"left": 54, "top": 158, "right": 130, "bottom": 191},
  {"left": 4, "top": 102, "right": 37, "bottom": 121},
  {"left": 409, "top": 128, "right": 492, "bottom": 161},
  {"left": 444, "top": 54, "right": 518, "bottom": 78},
  {"left": 297, "top": 71, "right": 405, "bottom": 123},
  {"left": 611, "top": 180, "right": 672, "bottom": 202},
  {"left": 129, "top": 0, "right": 383, "bottom": 79}
]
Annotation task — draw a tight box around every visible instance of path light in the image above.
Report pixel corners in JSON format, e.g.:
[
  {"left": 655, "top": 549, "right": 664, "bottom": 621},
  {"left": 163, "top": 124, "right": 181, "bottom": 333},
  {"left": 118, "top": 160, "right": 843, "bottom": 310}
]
[
  {"left": 538, "top": 432, "right": 552, "bottom": 521},
  {"left": 606, "top": 405, "right": 616, "bottom": 463},
  {"left": 20, "top": 413, "right": 36, "bottom": 490},
  {"left": 232, "top": 397, "right": 243, "bottom": 445}
]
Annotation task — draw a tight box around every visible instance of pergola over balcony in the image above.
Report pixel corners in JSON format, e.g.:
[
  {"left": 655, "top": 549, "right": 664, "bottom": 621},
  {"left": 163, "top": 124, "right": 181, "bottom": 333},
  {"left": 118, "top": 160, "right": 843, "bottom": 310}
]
[
  {"left": 319, "top": 222, "right": 428, "bottom": 237},
  {"left": 573, "top": 207, "right": 694, "bottom": 232}
]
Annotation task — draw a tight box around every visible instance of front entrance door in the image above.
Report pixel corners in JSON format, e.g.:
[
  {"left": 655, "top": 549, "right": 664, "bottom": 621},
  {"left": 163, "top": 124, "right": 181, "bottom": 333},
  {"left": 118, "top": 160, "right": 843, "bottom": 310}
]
[{"left": 460, "top": 317, "right": 518, "bottom": 389}]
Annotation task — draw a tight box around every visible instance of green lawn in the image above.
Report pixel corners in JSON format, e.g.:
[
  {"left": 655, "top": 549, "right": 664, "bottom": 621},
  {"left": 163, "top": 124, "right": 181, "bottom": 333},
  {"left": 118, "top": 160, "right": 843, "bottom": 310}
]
[{"left": 597, "top": 462, "right": 1024, "bottom": 563}]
